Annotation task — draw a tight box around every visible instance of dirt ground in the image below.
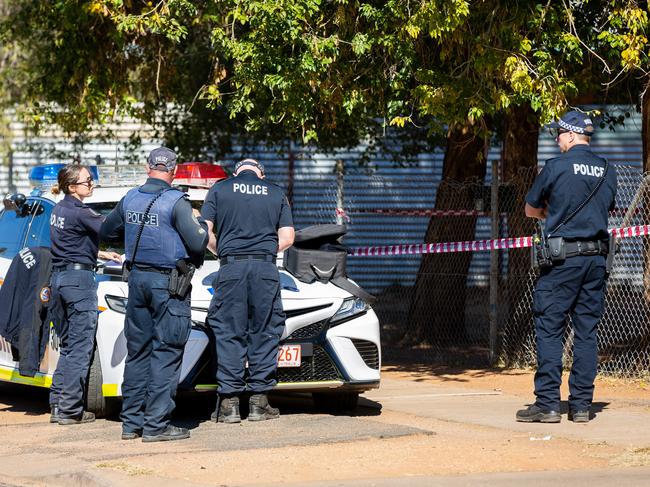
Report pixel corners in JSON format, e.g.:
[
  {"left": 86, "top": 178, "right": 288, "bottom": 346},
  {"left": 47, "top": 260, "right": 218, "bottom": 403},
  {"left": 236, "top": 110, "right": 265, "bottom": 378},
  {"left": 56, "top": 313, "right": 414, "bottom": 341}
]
[{"left": 0, "top": 367, "right": 648, "bottom": 486}]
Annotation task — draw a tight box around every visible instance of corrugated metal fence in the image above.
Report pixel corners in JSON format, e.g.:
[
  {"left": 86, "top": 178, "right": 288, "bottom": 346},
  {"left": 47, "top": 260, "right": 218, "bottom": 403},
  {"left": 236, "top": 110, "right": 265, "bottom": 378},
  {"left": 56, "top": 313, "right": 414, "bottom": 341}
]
[{"left": 1, "top": 105, "right": 646, "bottom": 375}]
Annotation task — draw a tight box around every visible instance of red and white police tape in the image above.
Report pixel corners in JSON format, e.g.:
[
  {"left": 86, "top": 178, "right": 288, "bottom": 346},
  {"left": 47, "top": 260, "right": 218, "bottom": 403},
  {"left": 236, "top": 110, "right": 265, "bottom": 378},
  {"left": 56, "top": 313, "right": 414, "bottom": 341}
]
[
  {"left": 350, "top": 208, "right": 489, "bottom": 217},
  {"left": 348, "top": 224, "right": 650, "bottom": 257}
]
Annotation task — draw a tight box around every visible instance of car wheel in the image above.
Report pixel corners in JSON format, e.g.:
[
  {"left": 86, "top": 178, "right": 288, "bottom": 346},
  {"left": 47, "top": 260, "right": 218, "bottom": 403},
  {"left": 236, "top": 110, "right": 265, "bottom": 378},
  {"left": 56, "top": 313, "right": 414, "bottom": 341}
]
[
  {"left": 312, "top": 391, "right": 359, "bottom": 412},
  {"left": 86, "top": 346, "right": 121, "bottom": 418}
]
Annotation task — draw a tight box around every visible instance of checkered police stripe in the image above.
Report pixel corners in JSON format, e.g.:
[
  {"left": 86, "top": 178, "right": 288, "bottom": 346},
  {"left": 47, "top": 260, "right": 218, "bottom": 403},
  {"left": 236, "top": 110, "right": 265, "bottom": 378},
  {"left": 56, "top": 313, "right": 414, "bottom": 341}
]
[{"left": 348, "top": 224, "right": 650, "bottom": 257}]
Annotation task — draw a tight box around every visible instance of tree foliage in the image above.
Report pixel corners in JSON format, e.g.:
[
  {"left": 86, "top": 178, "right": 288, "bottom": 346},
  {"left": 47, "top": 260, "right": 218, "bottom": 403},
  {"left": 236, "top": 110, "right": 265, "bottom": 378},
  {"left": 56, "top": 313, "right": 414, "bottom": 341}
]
[{"left": 0, "top": 1, "right": 648, "bottom": 156}]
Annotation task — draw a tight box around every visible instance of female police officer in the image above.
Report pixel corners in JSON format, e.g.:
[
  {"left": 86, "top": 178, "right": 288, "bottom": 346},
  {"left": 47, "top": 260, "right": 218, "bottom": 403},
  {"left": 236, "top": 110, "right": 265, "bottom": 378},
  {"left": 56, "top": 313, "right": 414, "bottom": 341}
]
[{"left": 49, "top": 165, "right": 120, "bottom": 425}]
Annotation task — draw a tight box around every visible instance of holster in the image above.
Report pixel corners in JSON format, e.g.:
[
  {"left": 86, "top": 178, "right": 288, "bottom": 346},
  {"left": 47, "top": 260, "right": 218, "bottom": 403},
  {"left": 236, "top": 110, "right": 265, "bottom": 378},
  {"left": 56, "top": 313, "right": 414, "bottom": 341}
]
[
  {"left": 121, "top": 260, "right": 132, "bottom": 283},
  {"left": 168, "top": 260, "right": 195, "bottom": 298},
  {"left": 531, "top": 236, "right": 553, "bottom": 270}
]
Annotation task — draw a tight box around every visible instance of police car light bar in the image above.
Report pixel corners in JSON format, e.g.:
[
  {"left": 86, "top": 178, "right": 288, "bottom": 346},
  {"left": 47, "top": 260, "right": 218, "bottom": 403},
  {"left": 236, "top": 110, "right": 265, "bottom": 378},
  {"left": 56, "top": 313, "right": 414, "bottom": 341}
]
[
  {"left": 174, "top": 163, "right": 227, "bottom": 188},
  {"left": 29, "top": 164, "right": 100, "bottom": 188}
]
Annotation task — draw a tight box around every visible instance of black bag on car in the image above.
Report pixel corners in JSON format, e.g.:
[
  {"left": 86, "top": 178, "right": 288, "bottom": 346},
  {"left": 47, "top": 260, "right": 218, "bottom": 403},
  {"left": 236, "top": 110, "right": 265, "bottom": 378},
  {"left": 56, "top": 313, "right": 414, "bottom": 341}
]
[{"left": 284, "top": 224, "right": 376, "bottom": 304}]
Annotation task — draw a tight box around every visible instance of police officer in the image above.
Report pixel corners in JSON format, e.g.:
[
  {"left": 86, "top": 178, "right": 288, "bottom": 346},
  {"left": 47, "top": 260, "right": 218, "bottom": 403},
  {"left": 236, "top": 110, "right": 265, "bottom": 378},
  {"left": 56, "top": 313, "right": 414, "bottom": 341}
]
[
  {"left": 201, "top": 158, "right": 294, "bottom": 423},
  {"left": 516, "top": 111, "right": 617, "bottom": 423},
  {"left": 48, "top": 165, "right": 121, "bottom": 425},
  {"left": 100, "top": 147, "right": 208, "bottom": 442}
]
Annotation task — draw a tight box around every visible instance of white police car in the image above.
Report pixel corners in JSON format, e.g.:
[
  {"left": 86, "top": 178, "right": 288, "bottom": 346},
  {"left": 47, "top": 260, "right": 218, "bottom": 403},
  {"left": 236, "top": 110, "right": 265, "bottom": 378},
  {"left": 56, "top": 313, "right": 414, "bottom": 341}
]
[{"left": 0, "top": 163, "right": 381, "bottom": 416}]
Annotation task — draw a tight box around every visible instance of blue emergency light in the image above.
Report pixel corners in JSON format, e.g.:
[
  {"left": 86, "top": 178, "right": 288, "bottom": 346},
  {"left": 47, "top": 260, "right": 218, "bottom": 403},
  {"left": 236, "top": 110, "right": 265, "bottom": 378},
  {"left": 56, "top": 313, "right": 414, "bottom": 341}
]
[{"left": 29, "top": 164, "right": 99, "bottom": 188}]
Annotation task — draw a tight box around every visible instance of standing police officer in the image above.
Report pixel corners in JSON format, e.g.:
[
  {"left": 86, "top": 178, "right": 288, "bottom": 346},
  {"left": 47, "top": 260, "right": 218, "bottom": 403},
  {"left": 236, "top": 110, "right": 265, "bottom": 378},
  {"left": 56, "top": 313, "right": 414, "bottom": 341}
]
[
  {"left": 516, "top": 111, "right": 617, "bottom": 424},
  {"left": 49, "top": 165, "right": 121, "bottom": 425},
  {"left": 201, "top": 158, "right": 294, "bottom": 423},
  {"left": 100, "top": 147, "right": 208, "bottom": 441}
]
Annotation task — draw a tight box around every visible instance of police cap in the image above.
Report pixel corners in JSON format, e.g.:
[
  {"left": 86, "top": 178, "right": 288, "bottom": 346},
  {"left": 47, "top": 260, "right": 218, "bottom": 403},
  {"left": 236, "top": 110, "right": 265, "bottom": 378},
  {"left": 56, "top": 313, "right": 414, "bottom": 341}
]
[
  {"left": 234, "top": 158, "right": 265, "bottom": 176},
  {"left": 147, "top": 147, "right": 178, "bottom": 172},
  {"left": 548, "top": 110, "right": 594, "bottom": 136}
]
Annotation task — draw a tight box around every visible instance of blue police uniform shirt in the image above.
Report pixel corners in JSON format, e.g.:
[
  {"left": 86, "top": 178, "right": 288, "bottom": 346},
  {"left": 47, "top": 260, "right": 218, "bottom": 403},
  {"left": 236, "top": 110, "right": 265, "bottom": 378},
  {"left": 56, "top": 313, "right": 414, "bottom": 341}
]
[
  {"left": 201, "top": 170, "right": 293, "bottom": 257},
  {"left": 50, "top": 194, "right": 103, "bottom": 266},
  {"left": 526, "top": 145, "right": 617, "bottom": 240}
]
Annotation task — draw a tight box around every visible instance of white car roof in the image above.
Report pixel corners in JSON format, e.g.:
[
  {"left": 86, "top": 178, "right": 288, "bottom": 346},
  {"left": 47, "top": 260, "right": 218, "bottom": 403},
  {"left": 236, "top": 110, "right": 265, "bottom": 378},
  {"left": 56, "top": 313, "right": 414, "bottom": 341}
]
[{"left": 35, "top": 185, "right": 209, "bottom": 204}]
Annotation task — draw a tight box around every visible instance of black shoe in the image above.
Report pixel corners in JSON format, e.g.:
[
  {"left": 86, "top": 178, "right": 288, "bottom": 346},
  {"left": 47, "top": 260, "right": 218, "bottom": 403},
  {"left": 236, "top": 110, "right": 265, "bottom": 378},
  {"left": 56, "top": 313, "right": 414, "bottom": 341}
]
[
  {"left": 248, "top": 394, "right": 280, "bottom": 421},
  {"left": 58, "top": 411, "right": 96, "bottom": 425},
  {"left": 142, "top": 425, "right": 190, "bottom": 443},
  {"left": 569, "top": 410, "right": 590, "bottom": 423},
  {"left": 515, "top": 404, "right": 561, "bottom": 423},
  {"left": 49, "top": 405, "right": 60, "bottom": 424},
  {"left": 121, "top": 429, "right": 143, "bottom": 440},
  {"left": 212, "top": 396, "right": 241, "bottom": 424}
]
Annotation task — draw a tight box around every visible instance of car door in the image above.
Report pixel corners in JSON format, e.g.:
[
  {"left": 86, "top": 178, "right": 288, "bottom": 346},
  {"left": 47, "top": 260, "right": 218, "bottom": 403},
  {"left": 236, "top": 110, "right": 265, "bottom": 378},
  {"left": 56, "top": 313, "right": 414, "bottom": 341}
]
[
  {"left": 0, "top": 197, "right": 38, "bottom": 368},
  {"left": 0, "top": 201, "right": 34, "bottom": 277}
]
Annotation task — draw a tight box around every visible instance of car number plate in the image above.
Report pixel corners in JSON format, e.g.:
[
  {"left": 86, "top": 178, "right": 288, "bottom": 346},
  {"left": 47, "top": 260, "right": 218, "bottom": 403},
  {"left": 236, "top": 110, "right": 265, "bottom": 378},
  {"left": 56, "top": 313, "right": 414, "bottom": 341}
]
[{"left": 278, "top": 344, "right": 301, "bottom": 367}]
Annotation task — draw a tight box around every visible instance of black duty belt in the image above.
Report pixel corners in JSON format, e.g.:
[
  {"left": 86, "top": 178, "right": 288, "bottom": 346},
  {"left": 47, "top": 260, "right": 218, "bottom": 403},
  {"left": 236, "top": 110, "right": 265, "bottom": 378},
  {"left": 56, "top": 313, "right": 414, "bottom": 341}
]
[
  {"left": 220, "top": 254, "right": 276, "bottom": 266},
  {"left": 52, "top": 263, "right": 96, "bottom": 272},
  {"left": 132, "top": 264, "right": 173, "bottom": 274},
  {"left": 565, "top": 240, "right": 609, "bottom": 258}
]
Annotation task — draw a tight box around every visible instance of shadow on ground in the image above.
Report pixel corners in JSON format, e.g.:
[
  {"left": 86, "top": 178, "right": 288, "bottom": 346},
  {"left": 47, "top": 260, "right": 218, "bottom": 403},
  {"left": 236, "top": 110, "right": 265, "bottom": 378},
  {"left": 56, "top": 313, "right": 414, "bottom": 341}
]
[
  {"left": 0, "top": 382, "right": 50, "bottom": 416},
  {"left": 381, "top": 362, "right": 530, "bottom": 384}
]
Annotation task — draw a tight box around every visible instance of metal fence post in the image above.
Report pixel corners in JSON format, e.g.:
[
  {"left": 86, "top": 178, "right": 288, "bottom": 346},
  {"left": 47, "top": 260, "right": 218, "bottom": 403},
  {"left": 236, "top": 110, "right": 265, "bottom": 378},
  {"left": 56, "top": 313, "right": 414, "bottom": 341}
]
[
  {"left": 489, "top": 160, "right": 499, "bottom": 365},
  {"left": 8, "top": 149, "right": 15, "bottom": 193},
  {"left": 335, "top": 159, "right": 344, "bottom": 225}
]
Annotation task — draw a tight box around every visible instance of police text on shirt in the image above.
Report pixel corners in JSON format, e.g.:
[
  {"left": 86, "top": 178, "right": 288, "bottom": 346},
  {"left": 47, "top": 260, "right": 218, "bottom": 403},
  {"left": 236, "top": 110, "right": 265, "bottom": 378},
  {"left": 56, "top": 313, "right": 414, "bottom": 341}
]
[
  {"left": 19, "top": 247, "right": 36, "bottom": 269},
  {"left": 50, "top": 213, "right": 65, "bottom": 229},
  {"left": 573, "top": 164, "right": 605, "bottom": 177},
  {"left": 233, "top": 183, "right": 268, "bottom": 195}
]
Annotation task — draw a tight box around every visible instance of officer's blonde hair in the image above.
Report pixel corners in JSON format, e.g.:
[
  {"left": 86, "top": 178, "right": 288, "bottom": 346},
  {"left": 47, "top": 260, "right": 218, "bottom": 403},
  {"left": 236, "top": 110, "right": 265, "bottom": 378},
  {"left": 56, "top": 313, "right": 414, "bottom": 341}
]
[{"left": 51, "top": 164, "right": 89, "bottom": 195}]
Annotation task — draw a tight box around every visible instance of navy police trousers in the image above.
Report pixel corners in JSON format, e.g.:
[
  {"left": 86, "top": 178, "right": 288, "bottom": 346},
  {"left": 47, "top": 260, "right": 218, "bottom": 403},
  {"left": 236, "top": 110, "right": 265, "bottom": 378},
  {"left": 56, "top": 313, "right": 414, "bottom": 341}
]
[
  {"left": 533, "top": 255, "right": 607, "bottom": 413},
  {"left": 49, "top": 269, "right": 98, "bottom": 418},
  {"left": 207, "top": 258, "right": 286, "bottom": 395},
  {"left": 120, "top": 268, "right": 191, "bottom": 436}
]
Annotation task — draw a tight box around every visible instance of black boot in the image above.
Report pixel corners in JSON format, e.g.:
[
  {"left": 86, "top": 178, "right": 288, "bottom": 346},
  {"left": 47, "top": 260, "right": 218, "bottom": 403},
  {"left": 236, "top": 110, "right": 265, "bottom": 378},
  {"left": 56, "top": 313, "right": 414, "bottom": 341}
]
[
  {"left": 49, "top": 405, "right": 60, "bottom": 424},
  {"left": 142, "top": 425, "right": 190, "bottom": 442},
  {"left": 58, "top": 410, "right": 95, "bottom": 425},
  {"left": 248, "top": 394, "right": 279, "bottom": 421},
  {"left": 515, "top": 404, "right": 561, "bottom": 423},
  {"left": 211, "top": 396, "right": 241, "bottom": 424}
]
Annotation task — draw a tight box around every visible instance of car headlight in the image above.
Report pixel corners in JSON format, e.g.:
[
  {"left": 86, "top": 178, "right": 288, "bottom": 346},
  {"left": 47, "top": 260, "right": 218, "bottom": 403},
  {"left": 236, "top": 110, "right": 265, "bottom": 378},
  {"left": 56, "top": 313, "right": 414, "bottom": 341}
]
[
  {"left": 329, "top": 297, "right": 368, "bottom": 326},
  {"left": 105, "top": 295, "right": 128, "bottom": 314}
]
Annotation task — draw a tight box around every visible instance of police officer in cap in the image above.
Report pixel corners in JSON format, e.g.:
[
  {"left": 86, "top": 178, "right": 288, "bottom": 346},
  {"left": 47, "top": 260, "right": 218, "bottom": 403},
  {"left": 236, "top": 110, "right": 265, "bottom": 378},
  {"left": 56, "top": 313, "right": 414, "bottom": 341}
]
[
  {"left": 49, "top": 164, "right": 121, "bottom": 425},
  {"left": 100, "top": 147, "right": 208, "bottom": 441},
  {"left": 516, "top": 111, "right": 617, "bottom": 424},
  {"left": 201, "top": 158, "right": 294, "bottom": 423}
]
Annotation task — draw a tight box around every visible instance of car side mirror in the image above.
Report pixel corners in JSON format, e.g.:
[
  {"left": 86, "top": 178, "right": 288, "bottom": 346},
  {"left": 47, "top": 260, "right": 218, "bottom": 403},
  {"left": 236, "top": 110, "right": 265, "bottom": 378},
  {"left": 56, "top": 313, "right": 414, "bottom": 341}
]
[{"left": 3, "top": 193, "right": 27, "bottom": 214}]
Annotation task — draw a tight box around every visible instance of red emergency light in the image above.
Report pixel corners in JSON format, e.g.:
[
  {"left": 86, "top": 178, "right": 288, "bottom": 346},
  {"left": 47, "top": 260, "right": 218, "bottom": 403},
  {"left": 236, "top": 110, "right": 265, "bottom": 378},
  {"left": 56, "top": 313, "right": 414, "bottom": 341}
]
[{"left": 175, "top": 162, "right": 228, "bottom": 188}]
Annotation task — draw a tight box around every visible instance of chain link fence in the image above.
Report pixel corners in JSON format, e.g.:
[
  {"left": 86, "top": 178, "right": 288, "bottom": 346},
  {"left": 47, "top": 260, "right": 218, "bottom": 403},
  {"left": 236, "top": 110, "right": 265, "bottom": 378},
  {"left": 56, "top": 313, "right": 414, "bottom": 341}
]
[{"left": 288, "top": 165, "right": 650, "bottom": 377}]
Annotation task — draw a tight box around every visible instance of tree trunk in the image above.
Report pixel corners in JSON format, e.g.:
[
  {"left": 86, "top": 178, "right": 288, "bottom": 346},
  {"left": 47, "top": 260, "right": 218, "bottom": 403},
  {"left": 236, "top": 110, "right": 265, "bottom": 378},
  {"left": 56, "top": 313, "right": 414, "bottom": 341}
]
[
  {"left": 498, "top": 104, "right": 540, "bottom": 365},
  {"left": 406, "top": 122, "right": 488, "bottom": 348}
]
